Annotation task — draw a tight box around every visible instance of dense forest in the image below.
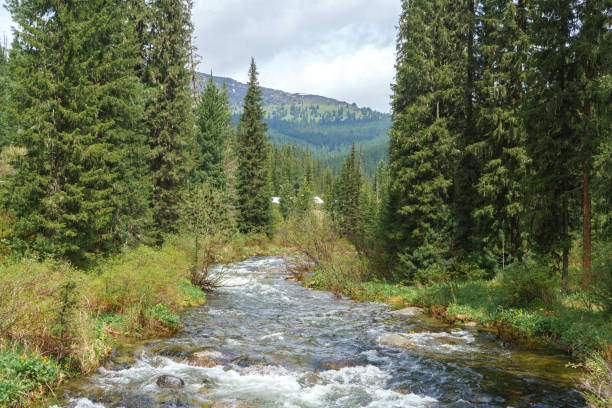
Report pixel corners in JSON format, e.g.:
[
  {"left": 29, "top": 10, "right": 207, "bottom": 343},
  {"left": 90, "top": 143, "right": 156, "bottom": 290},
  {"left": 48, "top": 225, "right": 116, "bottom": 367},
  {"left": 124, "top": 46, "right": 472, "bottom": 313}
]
[{"left": 0, "top": 0, "right": 610, "bottom": 406}]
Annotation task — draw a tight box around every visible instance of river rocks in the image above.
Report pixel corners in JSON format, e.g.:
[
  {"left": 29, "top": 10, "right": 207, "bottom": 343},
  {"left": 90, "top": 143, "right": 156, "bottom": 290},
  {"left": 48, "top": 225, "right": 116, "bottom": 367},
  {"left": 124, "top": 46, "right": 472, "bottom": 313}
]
[
  {"left": 320, "top": 359, "right": 358, "bottom": 371},
  {"left": 156, "top": 375, "right": 185, "bottom": 389},
  {"left": 377, "top": 333, "right": 418, "bottom": 349},
  {"left": 473, "top": 396, "right": 493, "bottom": 403},
  {"left": 231, "top": 355, "right": 268, "bottom": 368},
  {"left": 189, "top": 350, "right": 230, "bottom": 368},
  {"left": 463, "top": 321, "right": 478, "bottom": 327},
  {"left": 391, "top": 307, "right": 424, "bottom": 317}
]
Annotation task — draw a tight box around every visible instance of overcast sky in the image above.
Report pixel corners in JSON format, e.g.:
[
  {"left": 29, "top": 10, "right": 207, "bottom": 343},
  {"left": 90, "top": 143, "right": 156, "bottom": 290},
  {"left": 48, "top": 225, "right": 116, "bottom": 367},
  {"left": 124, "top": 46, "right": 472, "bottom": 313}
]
[{"left": 0, "top": 0, "right": 401, "bottom": 112}]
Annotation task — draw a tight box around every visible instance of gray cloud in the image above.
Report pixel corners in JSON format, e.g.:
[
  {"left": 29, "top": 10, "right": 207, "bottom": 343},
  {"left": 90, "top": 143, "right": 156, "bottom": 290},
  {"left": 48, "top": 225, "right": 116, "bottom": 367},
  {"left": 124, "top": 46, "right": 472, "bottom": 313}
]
[
  {"left": 0, "top": 0, "right": 401, "bottom": 112},
  {"left": 192, "top": 0, "right": 401, "bottom": 112}
]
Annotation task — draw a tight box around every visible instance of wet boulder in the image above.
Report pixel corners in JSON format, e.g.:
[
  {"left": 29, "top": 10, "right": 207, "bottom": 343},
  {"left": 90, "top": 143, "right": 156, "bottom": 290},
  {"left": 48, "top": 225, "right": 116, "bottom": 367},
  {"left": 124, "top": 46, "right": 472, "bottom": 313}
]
[
  {"left": 320, "top": 359, "right": 358, "bottom": 371},
  {"left": 231, "top": 355, "right": 268, "bottom": 368},
  {"left": 156, "top": 375, "right": 185, "bottom": 389},
  {"left": 377, "top": 333, "right": 418, "bottom": 349},
  {"left": 391, "top": 307, "right": 424, "bottom": 317},
  {"left": 189, "top": 350, "right": 230, "bottom": 368}
]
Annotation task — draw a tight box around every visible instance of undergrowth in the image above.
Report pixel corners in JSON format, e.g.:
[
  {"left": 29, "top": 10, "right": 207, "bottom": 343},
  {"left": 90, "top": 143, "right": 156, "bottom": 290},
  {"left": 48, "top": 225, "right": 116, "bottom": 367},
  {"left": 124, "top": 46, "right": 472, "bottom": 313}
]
[{"left": 286, "top": 209, "right": 612, "bottom": 408}]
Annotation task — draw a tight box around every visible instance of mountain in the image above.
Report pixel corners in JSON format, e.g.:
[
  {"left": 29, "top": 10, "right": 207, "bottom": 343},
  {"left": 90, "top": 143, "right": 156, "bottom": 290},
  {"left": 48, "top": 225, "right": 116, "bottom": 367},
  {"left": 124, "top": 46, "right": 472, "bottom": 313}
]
[{"left": 199, "top": 73, "right": 390, "bottom": 173}]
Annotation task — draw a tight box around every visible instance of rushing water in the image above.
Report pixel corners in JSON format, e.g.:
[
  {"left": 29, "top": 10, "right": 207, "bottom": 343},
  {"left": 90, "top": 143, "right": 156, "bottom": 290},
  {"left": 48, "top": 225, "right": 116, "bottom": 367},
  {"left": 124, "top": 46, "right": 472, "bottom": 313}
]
[{"left": 56, "top": 257, "right": 585, "bottom": 408}]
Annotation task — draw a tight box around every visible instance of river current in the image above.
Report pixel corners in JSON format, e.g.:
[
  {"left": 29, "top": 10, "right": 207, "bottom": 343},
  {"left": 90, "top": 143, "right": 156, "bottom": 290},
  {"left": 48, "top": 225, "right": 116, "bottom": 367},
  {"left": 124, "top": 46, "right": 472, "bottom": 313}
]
[{"left": 55, "top": 257, "right": 585, "bottom": 407}]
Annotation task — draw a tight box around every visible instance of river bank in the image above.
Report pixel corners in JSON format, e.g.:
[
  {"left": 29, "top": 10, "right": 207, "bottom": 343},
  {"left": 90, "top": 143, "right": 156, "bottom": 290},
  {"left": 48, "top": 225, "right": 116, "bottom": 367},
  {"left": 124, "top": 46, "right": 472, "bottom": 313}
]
[
  {"left": 0, "top": 235, "right": 295, "bottom": 407},
  {"left": 298, "top": 255, "right": 611, "bottom": 406},
  {"left": 53, "top": 256, "right": 586, "bottom": 407}
]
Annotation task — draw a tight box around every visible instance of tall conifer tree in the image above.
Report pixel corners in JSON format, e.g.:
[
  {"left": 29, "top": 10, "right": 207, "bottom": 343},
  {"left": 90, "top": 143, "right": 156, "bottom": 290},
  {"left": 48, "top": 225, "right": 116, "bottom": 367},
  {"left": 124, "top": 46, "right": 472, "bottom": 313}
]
[
  {"left": 144, "top": 0, "right": 196, "bottom": 241},
  {"left": 236, "top": 59, "right": 272, "bottom": 235},
  {"left": 524, "top": 0, "right": 581, "bottom": 282},
  {"left": 0, "top": 39, "right": 9, "bottom": 149},
  {"left": 387, "top": 0, "right": 462, "bottom": 280},
  {"left": 471, "top": 0, "right": 530, "bottom": 267},
  {"left": 194, "top": 75, "right": 231, "bottom": 188},
  {"left": 3, "top": 0, "right": 148, "bottom": 263}
]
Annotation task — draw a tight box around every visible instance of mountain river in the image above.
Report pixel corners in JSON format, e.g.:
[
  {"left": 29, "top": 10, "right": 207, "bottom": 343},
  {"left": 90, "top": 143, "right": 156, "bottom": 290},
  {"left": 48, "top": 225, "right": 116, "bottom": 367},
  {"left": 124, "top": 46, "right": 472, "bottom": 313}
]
[{"left": 55, "top": 257, "right": 585, "bottom": 407}]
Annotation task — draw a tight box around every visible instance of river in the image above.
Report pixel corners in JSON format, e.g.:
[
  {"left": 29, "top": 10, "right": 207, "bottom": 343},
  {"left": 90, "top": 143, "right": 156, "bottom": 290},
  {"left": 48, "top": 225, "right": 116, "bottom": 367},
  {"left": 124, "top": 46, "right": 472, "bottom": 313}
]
[{"left": 55, "top": 257, "right": 585, "bottom": 407}]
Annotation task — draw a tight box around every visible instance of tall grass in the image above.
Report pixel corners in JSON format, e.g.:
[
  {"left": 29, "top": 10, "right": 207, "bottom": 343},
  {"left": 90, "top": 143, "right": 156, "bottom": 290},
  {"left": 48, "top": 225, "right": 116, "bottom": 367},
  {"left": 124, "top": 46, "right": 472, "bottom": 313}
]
[
  {"left": 0, "top": 238, "right": 208, "bottom": 406},
  {"left": 284, "top": 208, "right": 612, "bottom": 406}
]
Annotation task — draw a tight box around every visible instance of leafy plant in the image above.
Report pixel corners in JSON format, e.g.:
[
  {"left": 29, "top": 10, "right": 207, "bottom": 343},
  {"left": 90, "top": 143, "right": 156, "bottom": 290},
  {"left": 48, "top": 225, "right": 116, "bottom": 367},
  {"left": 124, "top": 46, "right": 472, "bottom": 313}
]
[
  {"left": 497, "top": 254, "right": 560, "bottom": 307},
  {"left": 146, "top": 304, "right": 181, "bottom": 329}
]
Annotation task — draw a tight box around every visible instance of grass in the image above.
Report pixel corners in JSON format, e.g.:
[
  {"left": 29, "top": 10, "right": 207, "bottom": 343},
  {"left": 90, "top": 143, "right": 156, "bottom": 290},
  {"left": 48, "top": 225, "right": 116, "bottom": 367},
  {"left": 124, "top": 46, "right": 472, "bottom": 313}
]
[
  {"left": 283, "top": 210, "right": 611, "bottom": 407},
  {"left": 0, "top": 231, "right": 298, "bottom": 406},
  {"left": 0, "top": 239, "right": 202, "bottom": 406},
  {"left": 303, "top": 254, "right": 612, "bottom": 407},
  {"left": 307, "top": 263, "right": 611, "bottom": 356}
]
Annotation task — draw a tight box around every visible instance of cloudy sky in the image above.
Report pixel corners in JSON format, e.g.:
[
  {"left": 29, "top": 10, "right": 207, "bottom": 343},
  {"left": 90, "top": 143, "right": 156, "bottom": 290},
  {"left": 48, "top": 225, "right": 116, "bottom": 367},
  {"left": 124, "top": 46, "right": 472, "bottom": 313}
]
[{"left": 0, "top": 0, "right": 401, "bottom": 112}]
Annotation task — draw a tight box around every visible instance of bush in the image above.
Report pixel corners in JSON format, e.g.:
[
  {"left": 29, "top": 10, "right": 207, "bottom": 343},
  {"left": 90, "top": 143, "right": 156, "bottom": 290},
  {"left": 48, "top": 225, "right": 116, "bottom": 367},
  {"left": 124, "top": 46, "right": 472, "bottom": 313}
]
[
  {"left": 146, "top": 304, "right": 181, "bottom": 329},
  {"left": 0, "top": 345, "right": 61, "bottom": 406},
  {"left": 0, "top": 259, "right": 88, "bottom": 358},
  {"left": 590, "top": 244, "right": 612, "bottom": 314},
  {"left": 581, "top": 353, "right": 612, "bottom": 407},
  {"left": 497, "top": 255, "right": 560, "bottom": 307},
  {"left": 87, "top": 244, "right": 189, "bottom": 319}
]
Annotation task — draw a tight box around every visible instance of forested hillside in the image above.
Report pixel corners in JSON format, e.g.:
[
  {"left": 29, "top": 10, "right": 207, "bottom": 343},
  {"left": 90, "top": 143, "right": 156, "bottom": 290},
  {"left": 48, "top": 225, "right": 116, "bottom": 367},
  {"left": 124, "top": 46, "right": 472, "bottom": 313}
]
[{"left": 201, "top": 73, "right": 391, "bottom": 173}]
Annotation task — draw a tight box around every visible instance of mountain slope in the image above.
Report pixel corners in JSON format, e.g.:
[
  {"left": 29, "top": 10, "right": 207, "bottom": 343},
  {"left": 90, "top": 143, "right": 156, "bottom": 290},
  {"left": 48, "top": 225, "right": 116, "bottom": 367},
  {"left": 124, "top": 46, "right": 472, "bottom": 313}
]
[{"left": 199, "top": 73, "right": 390, "bottom": 167}]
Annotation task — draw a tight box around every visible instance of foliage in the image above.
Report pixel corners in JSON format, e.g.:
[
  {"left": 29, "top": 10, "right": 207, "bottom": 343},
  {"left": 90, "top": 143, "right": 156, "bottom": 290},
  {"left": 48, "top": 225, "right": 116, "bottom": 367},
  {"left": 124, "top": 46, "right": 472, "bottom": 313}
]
[
  {"left": 194, "top": 75, "right": 232, "bottom": 188},
  {"left": 142, "top": 0, "right": 196, "bottom": 241},
  {"left": 181, "top": 182, "right": 234, "bottom": 291},
  {"left": 146, "top": 304, "right": 181, "bottom": 329},
  {"left": 581, "top": 353, "right": 612, "bottom": 408},
  {"left": 3, "top": 0, "right": 151, "bottom": 265},
  {"left": 235, "top": 59, "right": 273, "bottom": 236},
  {"left": 497, "top": 255, "right": 560, "bottom": 307},
  {"left": 0, "top": 345, "right": 61, "bottom": 406}
]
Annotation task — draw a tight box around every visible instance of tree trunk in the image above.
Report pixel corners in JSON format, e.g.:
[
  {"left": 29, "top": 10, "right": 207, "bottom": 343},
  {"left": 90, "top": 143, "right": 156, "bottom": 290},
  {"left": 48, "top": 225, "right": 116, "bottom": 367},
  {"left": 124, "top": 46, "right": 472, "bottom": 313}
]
[
  {"left": 562, "top": 196, "right": 569, "bottom": 285},
  {"left": 583, "top": 163, "right": 592, "bottom": 280}
]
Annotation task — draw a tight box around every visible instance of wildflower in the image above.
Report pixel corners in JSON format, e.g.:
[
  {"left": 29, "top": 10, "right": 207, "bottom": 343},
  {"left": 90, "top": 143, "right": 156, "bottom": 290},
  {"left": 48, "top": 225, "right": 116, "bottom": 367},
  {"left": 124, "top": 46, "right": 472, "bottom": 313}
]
[{"left": 20, "top": 355, "right": 24, "bottom": 360}]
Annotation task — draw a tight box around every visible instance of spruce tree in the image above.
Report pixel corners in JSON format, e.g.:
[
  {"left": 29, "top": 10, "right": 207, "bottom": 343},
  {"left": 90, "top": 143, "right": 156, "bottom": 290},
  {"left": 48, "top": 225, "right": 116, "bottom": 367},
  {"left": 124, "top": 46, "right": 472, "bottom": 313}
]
[
  {"left": 523, "top": 0, "right": 582, "bottom": 282},
  {"left": 3, "top": 0, "right": 149, "bottom": 263},
  {"left": 236, "top": 59, "right": 272, "bottom": 235},
  {"left": 471, "top": 0, "right": 530, "bottom": 268},
  {"left": 144, "top": 0, "right": 196, "bottom": 242},
  {"left": 194, "top": 75, "right": 231, "bottom": 188},
  {"left": 386, "top": 0, "right": 462, "bottom": 281},
  {"left": 336, "top": 143, "right": 362, "bottom": 242},
  {"left": 574, "top": 0, "right": 611, "bottom": 278}
]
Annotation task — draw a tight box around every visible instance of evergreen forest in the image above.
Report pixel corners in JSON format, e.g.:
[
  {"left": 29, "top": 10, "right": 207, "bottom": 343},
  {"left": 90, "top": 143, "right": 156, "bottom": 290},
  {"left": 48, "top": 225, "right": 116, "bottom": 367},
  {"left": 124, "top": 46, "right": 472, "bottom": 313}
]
[{"left": 0, "top": 0, "right": 610, "bottom": 406}]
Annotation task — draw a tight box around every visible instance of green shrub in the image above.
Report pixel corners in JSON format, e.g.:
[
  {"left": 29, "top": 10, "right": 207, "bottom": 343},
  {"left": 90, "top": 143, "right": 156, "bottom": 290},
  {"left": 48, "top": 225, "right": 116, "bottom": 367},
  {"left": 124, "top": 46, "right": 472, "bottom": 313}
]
[
  {"left": 0, "top": 347, "right": 61, "bottom": 406},
  {"left": 497, "top": 255, "right": 559, "bottom": 307},
  {"left": 147, "top": 304, "right": 181, "bottom": 329},
  {"left": 590, "top": 244, "right": 612, "bottom": 313},
  {"left": 581, "top": 353, "right": 612, "bottom": 407}
]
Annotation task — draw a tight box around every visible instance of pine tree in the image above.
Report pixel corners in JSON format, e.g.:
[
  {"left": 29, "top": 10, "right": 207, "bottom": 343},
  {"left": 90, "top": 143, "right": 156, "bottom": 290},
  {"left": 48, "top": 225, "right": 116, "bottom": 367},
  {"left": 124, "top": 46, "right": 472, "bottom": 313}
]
[
  {"left": 144, "top": 0, "right": 196, "bottom": 242},
  {"left": 236, "top": 58, "right": 272, "bottom": 235},
  {"left": 523, "top": 0, "right": 582, "bottom": 282},
  {"left": 386, "top": 0, "right": 462, "bottom": 281},
  {"left": 194, "top": 75, "right": 231, "bottom": 188},
  {"left": 336, "top": 143, "right": 362, "bottom": 242},
  {"left": 294, "top": 176, "right": 313, "bottom": 215},
  {"left": 3, "top": 0, "right": 149, "bottom": 263},
  {"left": 279, "top": 179, "right": 294, "bottom": 220},
  {"left": 471, "top": 0, "right": 530, "bottom": 269},
  {"left": 574, "top": 0, "right": 611, "bottom": 278}
]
